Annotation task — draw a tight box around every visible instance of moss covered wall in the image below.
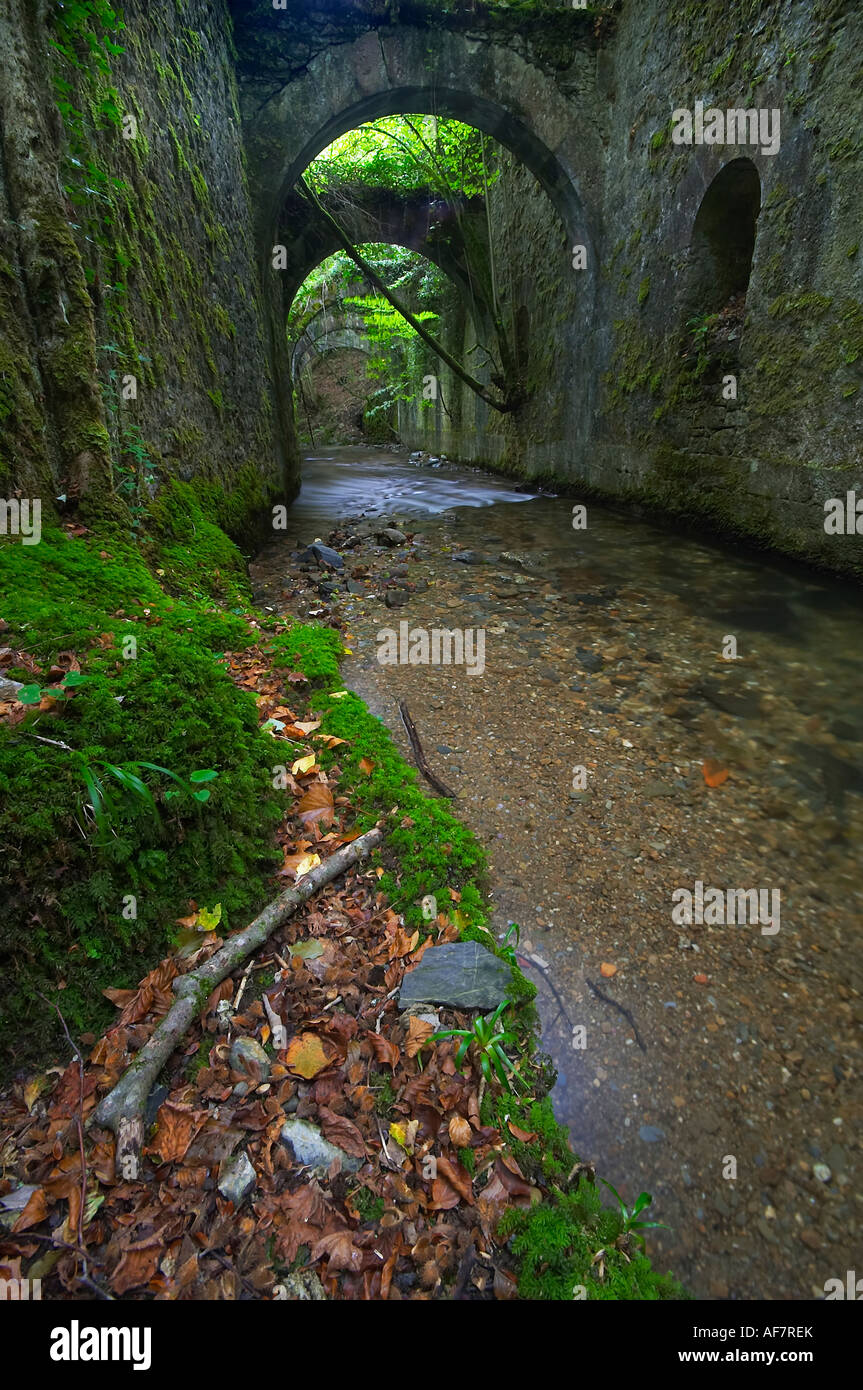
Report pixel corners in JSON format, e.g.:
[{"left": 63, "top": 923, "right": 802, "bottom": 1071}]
[
  {"left": 2, "top": 0, "right": 859, "bottom": 571},
  {"left": 396, "top": 0, "right": 863, "bottom": 577},
  {"left": 0, "top": 0, "right": 282, "bottom": 540}
]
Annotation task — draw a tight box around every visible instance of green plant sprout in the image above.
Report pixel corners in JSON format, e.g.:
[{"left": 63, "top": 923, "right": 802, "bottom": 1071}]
[
  {"left": 16, "top": 672, "right": 90, "bottom": 705},
  {"left": 686, "top": 311, "right": 719, "bottom": 341},
  {"left": 599, "top": 1178, "right": 669, "bottom": 1247},
  {"left": 425, "top": 1000, "right": 522, "bottom": 1093},
  {"left": 81, "top": 760, "right": 218, "bottom": 839},
  {"left": 498, "top": 921, "right": 520, "bottom": 966}
]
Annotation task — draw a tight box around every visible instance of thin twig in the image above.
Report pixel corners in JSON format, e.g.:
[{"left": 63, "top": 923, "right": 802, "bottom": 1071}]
[
  {"left": 2, "top": 1232, "right": 114, "bottom": 1299},
  {"left": 398, "top": 700, "right": 456, "bottom": 798},
  {"left": 38, "top": 993, "right": 88, "bottom": 1269},
  {"left": 516, "top": 952, "right": 576, "bottom": 1033},
  {"left": 584, "top": 976, "right": 647, "bottom": 1053},
  {"left": 23, "top": 733, "right": 74, "bottom": 751}
]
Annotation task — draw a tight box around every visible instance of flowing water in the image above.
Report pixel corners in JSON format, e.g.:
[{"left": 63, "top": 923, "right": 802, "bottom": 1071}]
[{"left": 253, "top": 445, "right": 863, "bottom": 1300}]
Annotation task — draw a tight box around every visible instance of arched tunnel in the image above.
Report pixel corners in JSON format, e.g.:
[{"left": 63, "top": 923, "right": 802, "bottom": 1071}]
[{"left": 0, "top": 0, "right": 860, "bottom": 1323}]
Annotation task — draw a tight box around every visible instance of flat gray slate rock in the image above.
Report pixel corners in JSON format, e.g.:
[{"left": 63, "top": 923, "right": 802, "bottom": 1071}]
[
  {"left": 399, "top": 940, "right": 511, "bottom": 1010},
  {"left": 281, "top": 1117, "right": 363, "bottom": 1174}
]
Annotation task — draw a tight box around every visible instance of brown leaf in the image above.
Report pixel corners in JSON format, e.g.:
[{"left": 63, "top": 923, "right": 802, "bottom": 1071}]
[
  {"left": 388, "top": 925, "right": 419, "bottom": 960},
  {"left": 296, "top": 782, "right": 335, "bottom": 826},
  {"left": 368, "top": 1032, "right": 400, "bottom": 1069},
  {"left": 358, "top": 757, "right": 375, "bottom": 775},
  {"left": 146, "top": 1101, "right": 208, "bottom": 1163},
  {"left": 405, "top": 1015, "right": 434, "bottom": 1058},
  {"left": 448, "top": 1115, "right": 472, "bottom": 1148},
  {"left": 12, "top": 1187, "right": 48, "bottom": 1233},
  {"left": 318, "top": 1106, "right": 366, "bottom": 1160},
  {"left": 429, "top": 1177, "right": 461, "bottom": 1211},
  {"left": 701, "top": 758, "right": 729, "bottom": 788},
  {"left": 310, "top": 1229, "right": 365, "bottom": 1273},
  {"left": 436, "top": 1155, "right": 474, "bottom": 1204},
  {"left": 108, "top": 958, "right": 178, "bottom": 1026},
  {"left": 491, "top": 1156, "right": 540, "bottom": 1207},
  {"left": 284, "top": 1032, "right": 335, "bottom": 1079},
  {"left": 112, "top": 1237, "right": 161, "bottom": 1296},
  {"left": 507, "top": 1121, "right": 537, "bottom": 1143}
]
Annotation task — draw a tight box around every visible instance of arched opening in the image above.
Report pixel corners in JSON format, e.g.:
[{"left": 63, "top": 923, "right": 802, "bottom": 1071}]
[
  {"left": 288, "top": 239, "right": 470, "bottom": 450},
  {"left": 686, "top": 157, "right": 761, "bottom": 322},
  {"left": 280, "top": 113, "right": 568, "bottom": 463},
  {"left": 273, "top": 87, "right": 591, "bottom": 255},
  {"left": 233, "top": 20, "right": 603, "bottom": 497}
]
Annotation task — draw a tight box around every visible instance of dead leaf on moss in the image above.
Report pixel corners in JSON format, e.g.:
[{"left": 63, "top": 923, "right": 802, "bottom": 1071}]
[{"left": 296, "top": 782, "right": 335, "bottom": 826}]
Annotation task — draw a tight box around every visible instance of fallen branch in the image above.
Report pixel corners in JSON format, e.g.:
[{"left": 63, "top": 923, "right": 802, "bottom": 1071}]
[
  {"left": 398, "top": 700, "right": 456, "bottom": 798},
  {"left": 298, "top": 178, "right": 520, "bottom": 414},
  {"left": 91, "top": 826, "right": 385, "bottom": 1173}
]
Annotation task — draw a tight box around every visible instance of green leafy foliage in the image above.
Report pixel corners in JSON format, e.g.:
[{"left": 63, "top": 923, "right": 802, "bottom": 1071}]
[
  {"left": 290, "top": 245, "right": 447, "bottom": 441},
  {"left": 79, "top": 758, "right": 220, "bottom": 840},
  {"left": 306, "top": 115, "right": 498, "bottom": 200},
  {"left": 598, "top": 1178, "right": 670, "bottom": 1245},
  {"left": 426, "top": 1001, "right": 522, "bottom": 1092}
]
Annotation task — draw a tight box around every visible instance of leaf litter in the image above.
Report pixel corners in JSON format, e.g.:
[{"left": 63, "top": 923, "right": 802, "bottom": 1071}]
[{"left": 0, "top": 629, "right": 543, "bottom": 1301}]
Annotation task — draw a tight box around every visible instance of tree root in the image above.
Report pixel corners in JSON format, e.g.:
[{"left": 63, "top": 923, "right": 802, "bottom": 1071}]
[{"left": 91, "top": 825, "right": 385, "bottom": 1175}]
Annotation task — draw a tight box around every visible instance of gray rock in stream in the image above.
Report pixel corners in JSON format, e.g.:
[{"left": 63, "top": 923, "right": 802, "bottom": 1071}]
[
  {"left": 300, "top": 542, "right": 344, "bottom": 571},
  {"left": 399, "top": 941, "right": 512, "bottom": 1010}
]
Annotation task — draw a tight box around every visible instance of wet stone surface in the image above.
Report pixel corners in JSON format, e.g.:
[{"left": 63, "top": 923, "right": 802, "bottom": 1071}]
[
  {"left": 399, "top": 940, "right": 512, "bottom": 1009},
  {"left": 251, "top": 446, "right": 863, "bottom": 1301}
]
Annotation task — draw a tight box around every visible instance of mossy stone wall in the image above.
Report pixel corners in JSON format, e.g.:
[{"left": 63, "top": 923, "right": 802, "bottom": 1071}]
[
  {"left": 397, "top": 0, "right": 863, "bottom": 577},
  {"left": 0, "top": 0, "right": 282, "bottom": 540}
]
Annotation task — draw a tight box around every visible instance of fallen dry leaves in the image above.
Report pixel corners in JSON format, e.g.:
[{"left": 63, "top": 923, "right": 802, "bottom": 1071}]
[{"left": 0, "top": 631, "right": 543, "bottom": 1301}]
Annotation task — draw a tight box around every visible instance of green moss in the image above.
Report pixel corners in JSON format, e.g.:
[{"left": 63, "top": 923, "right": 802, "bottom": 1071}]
[
  {"left": 499, "top": 1182, "right": 687, "bottom": 1301},
  {"left": 637, "top": 275, "right": 650, "bottom": 306},
  {"left": 314, "top": 691, "right": 488, "bottom": 935},
  {"left": 148, "top": 480, "right": 250, "bottom": 604},
  {"left": 709, "top": 44, "right": 736, "bottom": 82},
  {"left": 369, "top": 1072, "right": 395, "bottom": 1116},
  {"left": 350, "top": 1187, "right": 385, "bottom": 1223},
  {"left": 458, "top": 1146, "right": 476, "bottom": 1175},
  {"left": 186, "top": 1033, "right": 215, "bottom": 1079},
  {"left": 0, "top": 528, "right": 282, "bottom": 1074},
  {"left": 268, "top": 624, "right": 343, "bottom": 686}
]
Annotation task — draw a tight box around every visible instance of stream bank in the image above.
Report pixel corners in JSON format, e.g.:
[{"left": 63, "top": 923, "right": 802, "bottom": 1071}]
[{"left": 252, "top": 445, "right": 863, "bottom": 1301}]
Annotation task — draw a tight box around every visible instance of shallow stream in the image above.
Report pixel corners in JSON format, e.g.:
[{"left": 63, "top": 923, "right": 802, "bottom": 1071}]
[{"left": 252, "top": 445, "right": 863, "bottom": 1300}]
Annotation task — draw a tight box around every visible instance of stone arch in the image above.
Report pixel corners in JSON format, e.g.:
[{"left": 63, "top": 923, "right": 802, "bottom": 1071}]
[
  {"left": 239, "top": 26, "right": 601, "bottom": 263},
  {"left": 292, "top": 312, "right": 371, "bottom": 380},
  {"left": 235, "top": 21, "right": 604, "bottom": 496},
  {"left": 278, "top": 185, "right": 493, "bottom": 331}
]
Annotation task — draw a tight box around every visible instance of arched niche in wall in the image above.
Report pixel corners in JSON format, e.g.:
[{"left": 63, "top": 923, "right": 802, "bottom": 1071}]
[{"left": 686, "top": 157, "right": 761, "bottom": 320}]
